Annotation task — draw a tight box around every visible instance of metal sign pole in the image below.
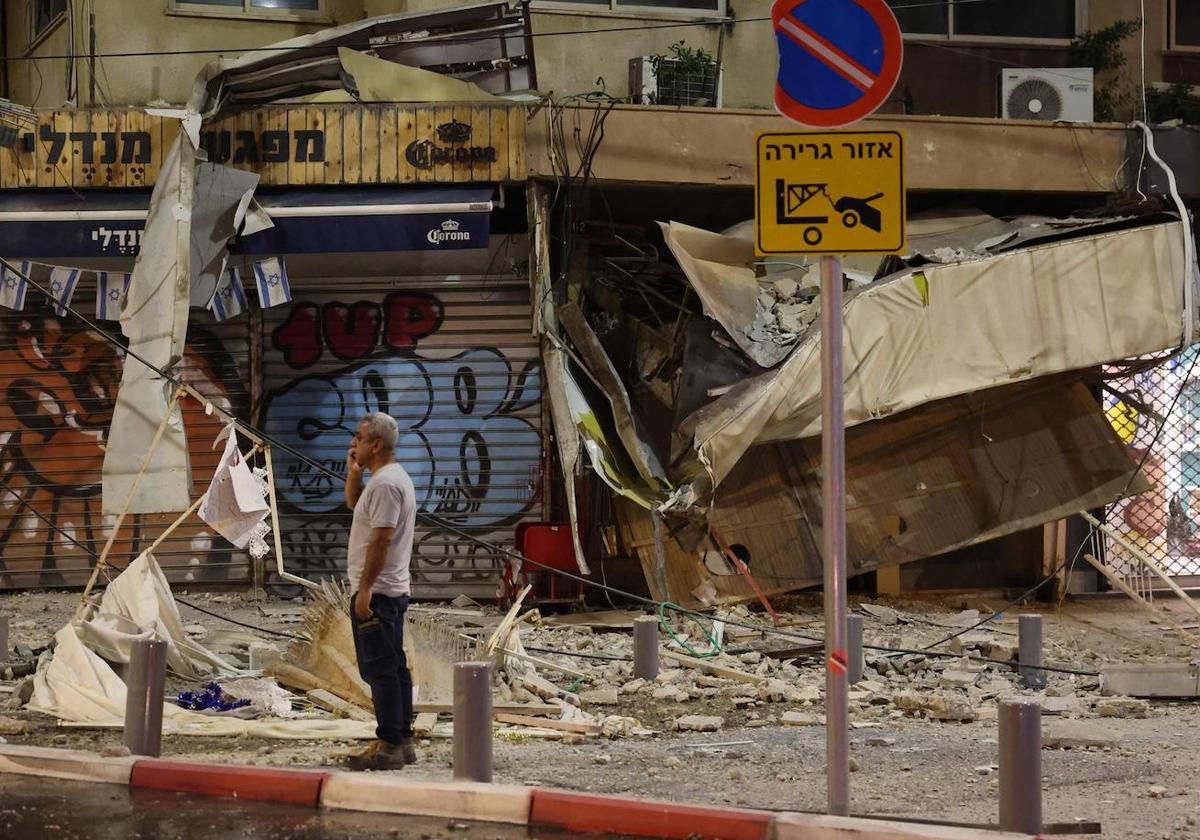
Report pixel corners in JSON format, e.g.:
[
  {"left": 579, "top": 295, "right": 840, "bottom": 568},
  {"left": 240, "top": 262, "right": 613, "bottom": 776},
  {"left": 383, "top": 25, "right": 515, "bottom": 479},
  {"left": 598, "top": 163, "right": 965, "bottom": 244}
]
[{"left": 820, "top": 253, "right": 849, "bottom": 816}]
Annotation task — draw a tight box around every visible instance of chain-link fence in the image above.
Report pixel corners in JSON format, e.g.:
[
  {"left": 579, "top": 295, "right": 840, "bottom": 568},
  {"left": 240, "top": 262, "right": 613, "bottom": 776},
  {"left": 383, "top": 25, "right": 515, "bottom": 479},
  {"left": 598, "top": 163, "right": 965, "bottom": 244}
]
[{"left": 1103, "top": 347, "right": 1200, "bottom": 579}]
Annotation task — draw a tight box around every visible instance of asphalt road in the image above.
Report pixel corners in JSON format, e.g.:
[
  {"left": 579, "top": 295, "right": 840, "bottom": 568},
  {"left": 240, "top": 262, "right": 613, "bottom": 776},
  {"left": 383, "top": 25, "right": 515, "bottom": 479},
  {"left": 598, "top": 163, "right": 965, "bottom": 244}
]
[{"left": 0, "top": 774, "right": 594, "bottom": 840}]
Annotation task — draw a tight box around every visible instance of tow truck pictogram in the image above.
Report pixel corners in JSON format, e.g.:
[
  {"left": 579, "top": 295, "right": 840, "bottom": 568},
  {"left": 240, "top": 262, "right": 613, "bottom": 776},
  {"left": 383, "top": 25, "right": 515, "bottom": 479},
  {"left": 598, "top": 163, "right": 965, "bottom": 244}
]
[{"left": 774, "top": 179, "right": 885, "bottom": 246}]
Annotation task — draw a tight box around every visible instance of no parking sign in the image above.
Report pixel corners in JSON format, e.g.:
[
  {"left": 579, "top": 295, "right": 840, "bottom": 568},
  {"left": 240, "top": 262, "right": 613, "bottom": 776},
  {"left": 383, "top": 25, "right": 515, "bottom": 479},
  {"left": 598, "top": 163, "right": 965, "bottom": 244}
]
[{"left": 772, "top": 0, "right": 903, "bottom": 129}]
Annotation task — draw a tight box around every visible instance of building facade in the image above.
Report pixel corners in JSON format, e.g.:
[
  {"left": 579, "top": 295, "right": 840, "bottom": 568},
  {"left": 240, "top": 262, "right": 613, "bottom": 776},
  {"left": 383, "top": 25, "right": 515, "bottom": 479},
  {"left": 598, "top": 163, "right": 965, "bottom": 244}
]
[
  {"left": 1, "top": 0, "right": 1196, "bottom": 600},
  {"left": 5, "top": 1, "right": 1200, "bottom": 114}
]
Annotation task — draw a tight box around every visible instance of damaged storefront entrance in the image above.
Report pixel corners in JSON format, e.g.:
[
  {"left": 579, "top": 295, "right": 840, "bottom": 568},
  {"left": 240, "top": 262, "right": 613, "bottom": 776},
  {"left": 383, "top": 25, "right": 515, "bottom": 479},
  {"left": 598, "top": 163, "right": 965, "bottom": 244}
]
[{"left": 0, "top": 101, "right": 537, "bottom": 596}]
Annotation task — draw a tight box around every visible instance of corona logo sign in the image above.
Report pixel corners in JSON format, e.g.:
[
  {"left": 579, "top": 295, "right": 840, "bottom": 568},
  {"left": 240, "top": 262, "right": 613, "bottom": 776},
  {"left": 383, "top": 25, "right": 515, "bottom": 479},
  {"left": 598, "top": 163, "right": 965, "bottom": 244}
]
[{"left": 427, "top": 219, "right": 472, "bottom": 245}]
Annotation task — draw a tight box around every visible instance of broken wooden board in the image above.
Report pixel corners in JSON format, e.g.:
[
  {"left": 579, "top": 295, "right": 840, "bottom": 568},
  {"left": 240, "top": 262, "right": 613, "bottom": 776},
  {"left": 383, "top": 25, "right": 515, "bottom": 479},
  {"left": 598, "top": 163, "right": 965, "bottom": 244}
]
[
  {"left": 543, "top": 610, "right": 642, "bottom": 629},
  {"left": 307, "top": 689, "right": 374, "bottom": 722},
  {"left": 661, "top": 650, "right": 766, "bottom": 684},
  {"left": 494, "top": 713, "right": 601, "bottom": 735},
  {"left": 417, "top": 701, "right": 562, "bottom": 716},
  {"left": 413, "top": 712, "right": 438, "bottom": 737}
]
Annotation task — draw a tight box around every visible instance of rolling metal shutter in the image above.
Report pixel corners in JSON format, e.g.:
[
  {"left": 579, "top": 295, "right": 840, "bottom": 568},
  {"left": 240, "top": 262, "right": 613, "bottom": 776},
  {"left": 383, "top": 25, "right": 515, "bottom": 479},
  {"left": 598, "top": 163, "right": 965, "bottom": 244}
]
[
  {"left": 260, "top": 274, "right": 543, "bottom": 600},
  {"left": 0, "top": 268, "right": 252, "bottom": 590}
]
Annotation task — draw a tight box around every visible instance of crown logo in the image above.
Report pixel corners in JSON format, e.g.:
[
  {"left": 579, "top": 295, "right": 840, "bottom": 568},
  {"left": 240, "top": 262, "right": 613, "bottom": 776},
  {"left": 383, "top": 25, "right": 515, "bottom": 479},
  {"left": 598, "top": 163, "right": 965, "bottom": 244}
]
[
  {"left": 440, "top": 219, "right": 461, "bottom": 231},
  {"left": 435, "top": 120, "right": 472, "bottom": 143}
]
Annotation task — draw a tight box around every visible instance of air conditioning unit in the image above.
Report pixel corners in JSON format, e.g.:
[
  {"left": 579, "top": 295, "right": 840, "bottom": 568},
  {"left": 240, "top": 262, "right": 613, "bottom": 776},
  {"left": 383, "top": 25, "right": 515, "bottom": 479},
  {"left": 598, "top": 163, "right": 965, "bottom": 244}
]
[
  {"left": 629, "top": 56, "right": 724, "bottom": 108},
  {"left": 1000, "top": 68, "right": 1094, "bottom": 122}
]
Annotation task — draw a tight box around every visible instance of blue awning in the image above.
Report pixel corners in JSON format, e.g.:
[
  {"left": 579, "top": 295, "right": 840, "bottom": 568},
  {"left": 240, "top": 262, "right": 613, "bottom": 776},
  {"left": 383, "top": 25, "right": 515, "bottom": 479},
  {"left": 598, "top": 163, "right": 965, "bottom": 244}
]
[{"left": 0, "top": 186, "right": 495, "bottom": 258}]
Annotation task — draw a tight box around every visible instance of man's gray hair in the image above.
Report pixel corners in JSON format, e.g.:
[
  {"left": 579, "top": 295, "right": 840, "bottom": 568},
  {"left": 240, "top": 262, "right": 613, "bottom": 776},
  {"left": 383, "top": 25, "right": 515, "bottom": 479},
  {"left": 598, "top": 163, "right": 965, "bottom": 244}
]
[{"left": 359, "top": 412, "right": 399, "bottom": 450}]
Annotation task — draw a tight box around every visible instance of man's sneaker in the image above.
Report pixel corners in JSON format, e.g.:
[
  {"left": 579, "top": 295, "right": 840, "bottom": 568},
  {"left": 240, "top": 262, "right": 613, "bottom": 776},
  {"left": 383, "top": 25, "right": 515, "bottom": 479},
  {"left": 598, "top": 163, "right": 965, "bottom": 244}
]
[
  {"left": 398, "top": 739, "right": 418, "bottom": 764},
  {"left": 345, "top": 739, "right": 407, "bottom": 771}
]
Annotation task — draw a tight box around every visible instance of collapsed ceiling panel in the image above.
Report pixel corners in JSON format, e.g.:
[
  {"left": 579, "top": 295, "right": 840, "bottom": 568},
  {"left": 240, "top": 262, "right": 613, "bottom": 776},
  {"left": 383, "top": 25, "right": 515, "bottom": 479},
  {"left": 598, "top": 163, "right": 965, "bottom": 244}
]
[
  {"left": 664, "top": 217, "right": 1188, "bottom": 507},
  {"left": 194, "top": 1, "right": 534, "bottom": 112}
]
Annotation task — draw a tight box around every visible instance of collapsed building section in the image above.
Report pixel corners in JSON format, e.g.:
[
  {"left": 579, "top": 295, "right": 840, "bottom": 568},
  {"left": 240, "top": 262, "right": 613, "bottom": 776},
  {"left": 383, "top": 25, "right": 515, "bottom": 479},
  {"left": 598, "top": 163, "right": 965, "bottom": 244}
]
[{"left": 538, "top": 192, "right": 1193, "bottom": 606}]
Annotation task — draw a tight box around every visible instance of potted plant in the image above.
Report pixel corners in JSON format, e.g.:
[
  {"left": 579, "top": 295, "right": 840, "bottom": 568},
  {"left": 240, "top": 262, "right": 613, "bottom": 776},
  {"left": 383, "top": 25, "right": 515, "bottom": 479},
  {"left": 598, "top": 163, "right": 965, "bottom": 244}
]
[{"left": 648, "top": 41, "right": 720, "bottom": 107}]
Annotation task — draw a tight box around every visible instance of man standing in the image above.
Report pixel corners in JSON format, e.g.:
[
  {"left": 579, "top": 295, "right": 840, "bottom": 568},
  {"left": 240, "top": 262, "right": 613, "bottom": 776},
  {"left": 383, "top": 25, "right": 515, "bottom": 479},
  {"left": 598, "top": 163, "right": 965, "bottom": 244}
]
[{"left": 344, "top": 412, "right": 418, "bottom": 771}]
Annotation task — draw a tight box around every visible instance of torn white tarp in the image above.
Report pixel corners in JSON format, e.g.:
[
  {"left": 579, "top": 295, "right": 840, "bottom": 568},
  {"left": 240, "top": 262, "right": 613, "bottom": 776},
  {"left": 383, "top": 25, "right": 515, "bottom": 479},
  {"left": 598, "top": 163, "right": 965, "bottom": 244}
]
[
  {"left": 198, "top": 427, "right": 270, "bottom": 549},
  {"left": 103, "top": 3, "right": 533, "bottom": 516},
  {"left": 30, "top": 624, "right": 371, "bottom": 738},
  {"left": 29, "top": 552, "right": 375, "bottom": 738},
  {"left": 101, "top": 134, "right": 196, "bottom": 514},
  {"left": 82, "top": 552, "right": 239, "bottom": 677},
  {"left": 667, "top": 218, "right": 1189, "bottom": 500},
  {"left": 189, "top": 163, "right": 263, "bottom": 307}
]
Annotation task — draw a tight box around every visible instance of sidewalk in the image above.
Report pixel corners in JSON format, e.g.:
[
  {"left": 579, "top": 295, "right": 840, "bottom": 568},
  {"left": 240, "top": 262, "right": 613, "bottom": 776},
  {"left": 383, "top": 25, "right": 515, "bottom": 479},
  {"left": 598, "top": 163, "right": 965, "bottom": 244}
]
[{"left": 0, "top": 743, "right": 1039, "bottom": 840}]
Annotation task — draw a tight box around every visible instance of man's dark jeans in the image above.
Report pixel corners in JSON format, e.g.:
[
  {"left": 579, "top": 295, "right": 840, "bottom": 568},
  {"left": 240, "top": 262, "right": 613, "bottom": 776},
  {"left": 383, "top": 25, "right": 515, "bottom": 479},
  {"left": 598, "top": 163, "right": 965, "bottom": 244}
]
[{"left": 349, "top": 592, "right": 414, "bottom": 744}]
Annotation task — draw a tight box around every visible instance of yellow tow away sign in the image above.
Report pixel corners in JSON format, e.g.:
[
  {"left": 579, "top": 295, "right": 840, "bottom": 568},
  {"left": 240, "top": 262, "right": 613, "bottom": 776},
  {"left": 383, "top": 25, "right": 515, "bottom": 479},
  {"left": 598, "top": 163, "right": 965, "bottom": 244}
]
[{"left": 755, "top": 130, "right": 905, "bottom": 255}]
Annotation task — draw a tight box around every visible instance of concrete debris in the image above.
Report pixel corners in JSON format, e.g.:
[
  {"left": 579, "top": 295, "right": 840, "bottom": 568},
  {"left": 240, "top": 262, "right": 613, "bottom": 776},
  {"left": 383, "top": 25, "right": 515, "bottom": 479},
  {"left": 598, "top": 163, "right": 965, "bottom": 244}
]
[
  {"left": 600, "top": 715, "right": 654, "bottom": 738},
  {"left": 746, "top": 271, "right": 821, "bottom": 346},
  {"left": 1094, "top": 697, "right": 1150, "bottom": 719},
  {"left": 0, "top": 716, "right": 28, "bottom": 735},
  {"left": 1041, "top": 694, "right": 1087, "bottom": 716},
  {"left": 860, "top": 604, "right": 900, "bottom": 625},
  {"left": 674, "top": 715, "right": 724, "bottom": 732},
  {"left": 1043, "top": 719, "right": 1121, "bottom": 749},
  {"left": 938, "top": 670, "right": 978, "bottom": 689},
  {"left": 893, "top": 691, "right": 976, "bottom": 722},
  {"left": 781, "top": 711, "right": 821, "bottom": 726},
  {"left": 579, "top": 687, "right": 620, "bottom": 706}
]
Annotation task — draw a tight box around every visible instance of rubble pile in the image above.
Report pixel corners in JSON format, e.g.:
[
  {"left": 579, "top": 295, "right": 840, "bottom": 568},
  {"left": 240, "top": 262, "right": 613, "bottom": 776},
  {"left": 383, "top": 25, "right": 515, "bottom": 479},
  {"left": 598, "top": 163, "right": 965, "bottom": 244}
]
[
  {"left": 0, "top": 591, "right": 1183, "bottom": 754},
  {"left": 512, "top": 601, "right": 1157, "bottom": 738},
  {"left": 749, "top": 273, "right": 821, "bottom": 345}
]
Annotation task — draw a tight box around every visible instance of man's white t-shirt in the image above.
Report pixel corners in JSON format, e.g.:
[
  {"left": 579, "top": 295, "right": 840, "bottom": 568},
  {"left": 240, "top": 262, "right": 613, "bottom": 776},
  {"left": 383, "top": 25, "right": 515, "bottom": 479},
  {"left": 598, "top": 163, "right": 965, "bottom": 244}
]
[{"left": 347, "top": 461, "right": 416, "bottom": 598}]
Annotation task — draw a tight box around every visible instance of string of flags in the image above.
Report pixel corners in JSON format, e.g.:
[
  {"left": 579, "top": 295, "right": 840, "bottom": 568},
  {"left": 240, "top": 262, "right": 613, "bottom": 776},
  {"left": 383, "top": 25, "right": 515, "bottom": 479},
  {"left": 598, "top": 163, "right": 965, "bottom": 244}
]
[{"left": 0, "top": 257, "right": 293, "bottom": 322}]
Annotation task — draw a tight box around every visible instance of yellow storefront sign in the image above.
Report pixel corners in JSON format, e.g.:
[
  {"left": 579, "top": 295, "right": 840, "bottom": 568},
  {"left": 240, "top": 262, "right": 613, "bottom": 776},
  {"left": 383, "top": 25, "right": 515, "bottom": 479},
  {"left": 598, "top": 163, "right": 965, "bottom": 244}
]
[{"left": 755, "top": 130, "right": 905, "bottom": 255}]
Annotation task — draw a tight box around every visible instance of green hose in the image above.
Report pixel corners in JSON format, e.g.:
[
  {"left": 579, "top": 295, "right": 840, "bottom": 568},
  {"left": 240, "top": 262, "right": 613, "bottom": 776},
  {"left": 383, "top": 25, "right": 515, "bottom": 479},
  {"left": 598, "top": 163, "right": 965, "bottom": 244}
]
[{"left": 658, "top": 601, "right": 723, "bottom": 658}]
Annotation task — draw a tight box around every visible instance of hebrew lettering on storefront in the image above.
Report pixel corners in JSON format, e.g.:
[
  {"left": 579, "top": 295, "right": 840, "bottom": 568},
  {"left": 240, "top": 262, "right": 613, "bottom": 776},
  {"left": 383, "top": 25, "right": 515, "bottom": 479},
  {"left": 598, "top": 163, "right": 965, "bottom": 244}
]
[{"left": 0, "top": 105, "right": 525, "bottom": 189}]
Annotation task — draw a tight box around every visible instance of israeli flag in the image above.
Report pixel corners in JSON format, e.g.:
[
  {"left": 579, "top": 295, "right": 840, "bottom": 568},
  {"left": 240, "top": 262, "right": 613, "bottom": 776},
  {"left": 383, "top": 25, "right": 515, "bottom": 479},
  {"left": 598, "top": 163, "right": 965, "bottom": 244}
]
[
  {"left": 210, "top": 267, "right": 248, "bottom": 322},
  {"left": 253, "top": 257, "right": 292, "bottom": 309},
  {"left": 96, "top": 271, "right": 131, "bottom": 321},
  {"left": 48, "top": 266, "right": 82, "bottom": 317},
  {"left": 0, "top": 260, "right": 30, "bottom": 311}
]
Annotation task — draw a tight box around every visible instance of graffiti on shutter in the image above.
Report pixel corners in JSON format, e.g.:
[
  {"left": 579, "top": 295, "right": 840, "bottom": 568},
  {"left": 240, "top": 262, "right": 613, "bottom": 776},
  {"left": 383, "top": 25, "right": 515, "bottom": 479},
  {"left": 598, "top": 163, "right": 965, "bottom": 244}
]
[
  {"left": 261, "top": 279, "right": 542, "bottom": 598},
  {"left": 0, "top": 295, "right": 251, "bottom": 590}
]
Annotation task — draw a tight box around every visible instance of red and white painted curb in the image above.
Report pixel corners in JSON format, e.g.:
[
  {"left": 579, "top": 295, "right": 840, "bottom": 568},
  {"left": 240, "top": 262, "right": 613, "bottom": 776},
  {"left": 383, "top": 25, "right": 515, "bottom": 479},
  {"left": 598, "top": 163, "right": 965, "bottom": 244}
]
[{"left": 0, "top": 744, "right": 1038, "bottom": 839}]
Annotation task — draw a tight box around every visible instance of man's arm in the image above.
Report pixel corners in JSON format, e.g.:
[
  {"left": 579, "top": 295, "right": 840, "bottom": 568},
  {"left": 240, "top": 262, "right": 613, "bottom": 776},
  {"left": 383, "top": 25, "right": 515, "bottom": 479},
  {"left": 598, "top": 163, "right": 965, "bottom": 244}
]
[
  {"left": 354, "top": 525, "right": 396, "bottom": 619},
  {"left": 345, "top": 447, "right": 365, "bottom": 510}
]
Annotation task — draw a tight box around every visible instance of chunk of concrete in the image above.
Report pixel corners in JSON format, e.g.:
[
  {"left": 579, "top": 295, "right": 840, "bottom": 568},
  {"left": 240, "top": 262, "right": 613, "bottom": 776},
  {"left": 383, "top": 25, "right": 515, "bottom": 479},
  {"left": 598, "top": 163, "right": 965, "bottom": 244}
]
[
  {"left": 1041, "top": 695, "right": 1086, "bottom": 716},
  {"left": 860, "top": 604, "right": 900, "bottom": 625},
  {"left": 675, "top": 715, "right": 724, "bottom": 732},
  {"left": 781, "top": 711, "right": 821, "bottom": 727},
  {"left": 1094, "top": 697, "right": 1149, "bottom": 719},
  {"left": 893, "top": 691, "right": 976, "bottom": 722},
  {"left": 1043, "top": 719, "right": 1120, "bottom": 749},
  {"left": 579, "top": 687, "right": 620, "bottom": 706},
  {"left": 1102, "top": 663, "right": 1200, "bottom": 698},
  {"left": 939, "top": 670, "right": 978, "bottom": 689}
]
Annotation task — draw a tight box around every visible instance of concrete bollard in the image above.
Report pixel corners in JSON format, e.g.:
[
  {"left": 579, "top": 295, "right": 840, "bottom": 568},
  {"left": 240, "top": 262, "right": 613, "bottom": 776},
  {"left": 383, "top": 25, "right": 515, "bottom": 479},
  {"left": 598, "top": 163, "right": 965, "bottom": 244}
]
[
  {"left": 124, "top": 638, "right": 167, "bottom": 757},
  {"left": 0, "top": 613, "right": 8, "bottom": 664},
  {"left": 633, "top": 616, "right": 660, "bottom": 681},
  {"left": 453, "top": 661, "right": 493, "bottom": 783},
  {"left": 999, "top": 698, "right": 1043, "bottom": 834},
  {"left": 1018, "top": 614, "right": 1047, "bottom": 689},
  {"left": 847, "top": 614, "right": 864, "bottom": 685}
]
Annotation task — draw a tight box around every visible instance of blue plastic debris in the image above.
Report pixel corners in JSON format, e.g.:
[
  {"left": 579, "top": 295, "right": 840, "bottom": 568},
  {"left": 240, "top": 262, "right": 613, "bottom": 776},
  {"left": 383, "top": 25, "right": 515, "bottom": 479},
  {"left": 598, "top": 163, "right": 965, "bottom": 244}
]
[{"left": 176, "top": 681, "right": 252, "bottom": 713}]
